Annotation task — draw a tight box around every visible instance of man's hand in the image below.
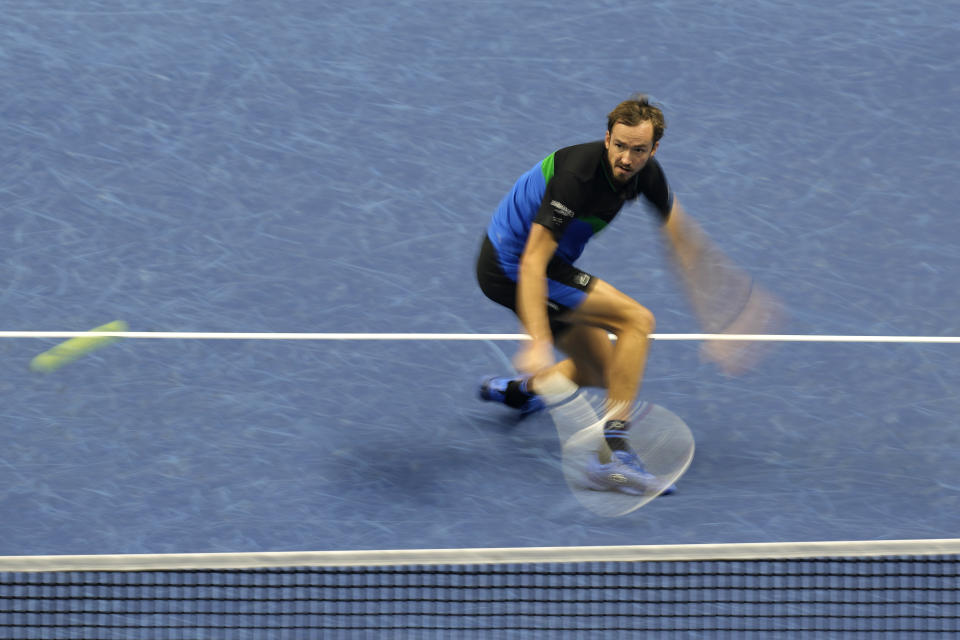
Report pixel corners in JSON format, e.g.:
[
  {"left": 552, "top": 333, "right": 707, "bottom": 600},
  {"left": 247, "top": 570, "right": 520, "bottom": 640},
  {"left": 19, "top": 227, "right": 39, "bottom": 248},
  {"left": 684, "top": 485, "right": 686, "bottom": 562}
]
[{"left": 513, "top": 337, "right": 555, "bottom": 376}]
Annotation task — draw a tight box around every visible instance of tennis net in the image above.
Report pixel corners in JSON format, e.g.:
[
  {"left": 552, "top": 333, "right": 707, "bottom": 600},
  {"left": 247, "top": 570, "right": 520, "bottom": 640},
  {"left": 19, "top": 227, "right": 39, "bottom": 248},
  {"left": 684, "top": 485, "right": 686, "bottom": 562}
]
[{"left": 1, "top": 539, "right": 958, "bottom": 639}]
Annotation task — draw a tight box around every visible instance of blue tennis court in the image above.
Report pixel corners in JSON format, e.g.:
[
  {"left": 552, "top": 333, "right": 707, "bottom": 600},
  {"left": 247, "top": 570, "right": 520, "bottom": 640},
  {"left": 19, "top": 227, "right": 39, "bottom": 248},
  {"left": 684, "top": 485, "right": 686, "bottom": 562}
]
[{"left": 1, "top": 0, "right": 959, "bottom": 559}]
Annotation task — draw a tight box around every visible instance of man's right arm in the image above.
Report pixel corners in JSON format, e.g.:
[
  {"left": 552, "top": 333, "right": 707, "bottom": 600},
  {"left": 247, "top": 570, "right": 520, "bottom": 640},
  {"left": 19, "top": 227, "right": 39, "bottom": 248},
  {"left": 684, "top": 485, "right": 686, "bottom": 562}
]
[{"left": 513, "top": 221, "right": 558, "bottom": 374}]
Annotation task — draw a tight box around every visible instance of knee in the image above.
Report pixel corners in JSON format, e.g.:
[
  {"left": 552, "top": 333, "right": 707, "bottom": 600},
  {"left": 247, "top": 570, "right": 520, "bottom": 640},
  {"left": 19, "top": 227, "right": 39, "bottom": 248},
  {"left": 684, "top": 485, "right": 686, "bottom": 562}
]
[{"left": 616, "top": 303, "right": 655, "bottom": 338}]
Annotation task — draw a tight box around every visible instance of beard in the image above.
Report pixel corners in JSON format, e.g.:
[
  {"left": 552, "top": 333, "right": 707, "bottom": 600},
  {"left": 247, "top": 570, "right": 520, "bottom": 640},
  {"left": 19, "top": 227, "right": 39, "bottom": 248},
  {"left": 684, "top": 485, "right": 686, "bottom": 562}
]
[{"left": 607, "top": 156, "right": 636, "bottom": 185}]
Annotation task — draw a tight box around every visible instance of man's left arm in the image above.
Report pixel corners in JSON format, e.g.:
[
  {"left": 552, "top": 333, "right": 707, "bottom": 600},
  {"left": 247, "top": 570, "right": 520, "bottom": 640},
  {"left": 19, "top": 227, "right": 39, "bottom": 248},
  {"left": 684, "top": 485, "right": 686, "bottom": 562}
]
[{"left": 660, "top": 198, "right": 786, "bottom": 375}]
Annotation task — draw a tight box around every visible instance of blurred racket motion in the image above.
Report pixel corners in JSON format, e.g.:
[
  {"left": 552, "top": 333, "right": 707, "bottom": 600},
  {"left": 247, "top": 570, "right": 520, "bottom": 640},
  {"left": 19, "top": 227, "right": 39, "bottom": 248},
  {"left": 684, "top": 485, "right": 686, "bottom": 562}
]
[{"left": 662, "top": 205, "right": 787, "bottom": 375}]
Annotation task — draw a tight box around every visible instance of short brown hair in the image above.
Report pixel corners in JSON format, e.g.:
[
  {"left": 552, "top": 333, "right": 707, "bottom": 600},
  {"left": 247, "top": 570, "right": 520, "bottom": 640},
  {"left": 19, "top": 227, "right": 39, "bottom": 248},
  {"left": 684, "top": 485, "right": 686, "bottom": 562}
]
[{"left": 607, "top": 95, "right": 666, "bottom": 143}]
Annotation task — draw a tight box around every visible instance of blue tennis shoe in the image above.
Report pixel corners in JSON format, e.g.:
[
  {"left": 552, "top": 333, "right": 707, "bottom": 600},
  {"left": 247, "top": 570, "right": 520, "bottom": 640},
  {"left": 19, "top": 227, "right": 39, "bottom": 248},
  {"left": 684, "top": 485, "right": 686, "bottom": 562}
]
[
  {"left": 585, "top": 450, "right": 676, "bottom": 496},
  {"left": 479, "top": 376, "right": 545, "bottom": 416}
]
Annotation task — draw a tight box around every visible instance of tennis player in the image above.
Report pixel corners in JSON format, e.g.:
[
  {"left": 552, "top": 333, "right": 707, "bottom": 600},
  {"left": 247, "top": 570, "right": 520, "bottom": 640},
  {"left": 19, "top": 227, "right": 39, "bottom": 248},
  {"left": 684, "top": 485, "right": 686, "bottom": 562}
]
[{"left": 476, "top": 95, "right": 693, "bottom": 494}]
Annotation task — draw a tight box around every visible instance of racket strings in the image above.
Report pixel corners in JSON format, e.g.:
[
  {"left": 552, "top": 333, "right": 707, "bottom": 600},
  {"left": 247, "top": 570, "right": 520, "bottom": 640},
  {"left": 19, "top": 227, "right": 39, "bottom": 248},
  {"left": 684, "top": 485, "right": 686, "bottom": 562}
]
[{"left": 547, "top": 387, "right": 695, "bottom": 517}]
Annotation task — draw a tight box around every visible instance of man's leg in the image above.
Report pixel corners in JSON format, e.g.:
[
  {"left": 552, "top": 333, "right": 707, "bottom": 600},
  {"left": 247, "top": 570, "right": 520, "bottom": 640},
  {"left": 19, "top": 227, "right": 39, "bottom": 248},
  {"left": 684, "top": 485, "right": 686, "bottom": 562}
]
[
  {"left": 549, "top": 281, "right": 672, "bottom": 493},
  {"left": 543, "top": 279, "right": 655, "bottom": 420},
  {"left": 480, "top": 273, "right": 668, "bottom": 494},
  {"left": 486, "top": 278, "right": 653, "bottom": 416},
  {"left": 528, "top": 278, "right": 656, "bottom": 475}
]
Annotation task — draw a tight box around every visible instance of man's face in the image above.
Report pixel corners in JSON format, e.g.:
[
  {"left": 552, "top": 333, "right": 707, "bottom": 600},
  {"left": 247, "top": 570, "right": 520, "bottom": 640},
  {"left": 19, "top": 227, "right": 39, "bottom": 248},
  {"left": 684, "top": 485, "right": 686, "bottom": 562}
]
[{"left": 604, "top": 121, "right": 659, "bottom": 184}]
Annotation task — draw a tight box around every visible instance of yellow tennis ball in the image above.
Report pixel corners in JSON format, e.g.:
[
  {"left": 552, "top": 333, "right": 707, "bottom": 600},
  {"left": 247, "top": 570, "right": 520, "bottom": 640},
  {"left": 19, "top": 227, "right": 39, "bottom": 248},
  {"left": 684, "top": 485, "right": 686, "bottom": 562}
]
[{"left": 29, "top": 320, "right": 128, "bottom": 373}]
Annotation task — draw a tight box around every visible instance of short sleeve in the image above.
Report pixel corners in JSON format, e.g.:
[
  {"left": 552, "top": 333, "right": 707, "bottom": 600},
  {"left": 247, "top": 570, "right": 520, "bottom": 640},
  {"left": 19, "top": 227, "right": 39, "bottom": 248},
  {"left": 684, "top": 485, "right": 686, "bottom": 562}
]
[
  {"left": 636, "top": 158, "right": 674, "bottom": 221},
  {"left": 532, "top": 173, "right": 584, "bottom": 240}
]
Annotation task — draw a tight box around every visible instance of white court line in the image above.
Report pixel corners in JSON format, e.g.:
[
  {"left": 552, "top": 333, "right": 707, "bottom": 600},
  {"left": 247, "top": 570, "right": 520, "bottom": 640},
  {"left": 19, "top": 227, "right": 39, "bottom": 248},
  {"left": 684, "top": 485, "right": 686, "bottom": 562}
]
[
  {"left": 2, "top": 538, "right": 959, "bottom": 571},
  {"left": 1, "top": 331, "right": 960, "bottom": 343}
]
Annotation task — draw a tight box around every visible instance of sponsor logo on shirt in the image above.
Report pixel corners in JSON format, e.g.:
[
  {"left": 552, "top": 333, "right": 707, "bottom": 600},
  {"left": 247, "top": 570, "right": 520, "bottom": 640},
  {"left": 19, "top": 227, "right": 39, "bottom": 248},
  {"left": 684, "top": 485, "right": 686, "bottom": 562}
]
[{"left": 551, "top": 200, "right": 575, "bottom": 227}]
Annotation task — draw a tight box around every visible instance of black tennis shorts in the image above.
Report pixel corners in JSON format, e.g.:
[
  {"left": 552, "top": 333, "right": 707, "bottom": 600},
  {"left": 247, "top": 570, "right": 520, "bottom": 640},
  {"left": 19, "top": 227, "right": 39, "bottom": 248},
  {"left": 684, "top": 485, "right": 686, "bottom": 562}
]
[{"left": 475, "top": 234, "right": 595, "bottom": 338}]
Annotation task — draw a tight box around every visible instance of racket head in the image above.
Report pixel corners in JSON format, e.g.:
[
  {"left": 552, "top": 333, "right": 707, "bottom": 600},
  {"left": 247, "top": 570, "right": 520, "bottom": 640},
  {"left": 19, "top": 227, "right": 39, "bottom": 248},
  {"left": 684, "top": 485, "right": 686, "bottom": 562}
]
[{"left": 546, "top": 387, "right": 695, "bottom": 517}]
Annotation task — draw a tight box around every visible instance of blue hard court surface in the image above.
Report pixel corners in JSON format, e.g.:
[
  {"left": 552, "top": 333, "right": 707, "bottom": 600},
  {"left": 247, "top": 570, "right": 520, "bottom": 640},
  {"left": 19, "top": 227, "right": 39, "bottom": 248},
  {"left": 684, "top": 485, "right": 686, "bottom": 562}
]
[{"left": 0, "top": 1, "right": 958, "bottom": 555}]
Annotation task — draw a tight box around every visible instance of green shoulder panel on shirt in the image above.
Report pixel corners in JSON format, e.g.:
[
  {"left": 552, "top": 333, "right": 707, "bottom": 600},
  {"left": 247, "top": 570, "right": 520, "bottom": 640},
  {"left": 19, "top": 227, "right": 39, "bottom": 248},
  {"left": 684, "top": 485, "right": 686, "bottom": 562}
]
[{"left": 540, "top": 152, "right": 556, "bottom": 182}]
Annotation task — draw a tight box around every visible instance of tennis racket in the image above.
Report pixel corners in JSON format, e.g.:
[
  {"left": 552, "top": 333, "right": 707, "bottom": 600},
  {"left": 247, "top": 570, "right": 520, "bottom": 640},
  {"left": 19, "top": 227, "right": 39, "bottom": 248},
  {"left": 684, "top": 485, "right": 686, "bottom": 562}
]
[{"left": 538, "top": 374, "right": 695, "bottom": 517}]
